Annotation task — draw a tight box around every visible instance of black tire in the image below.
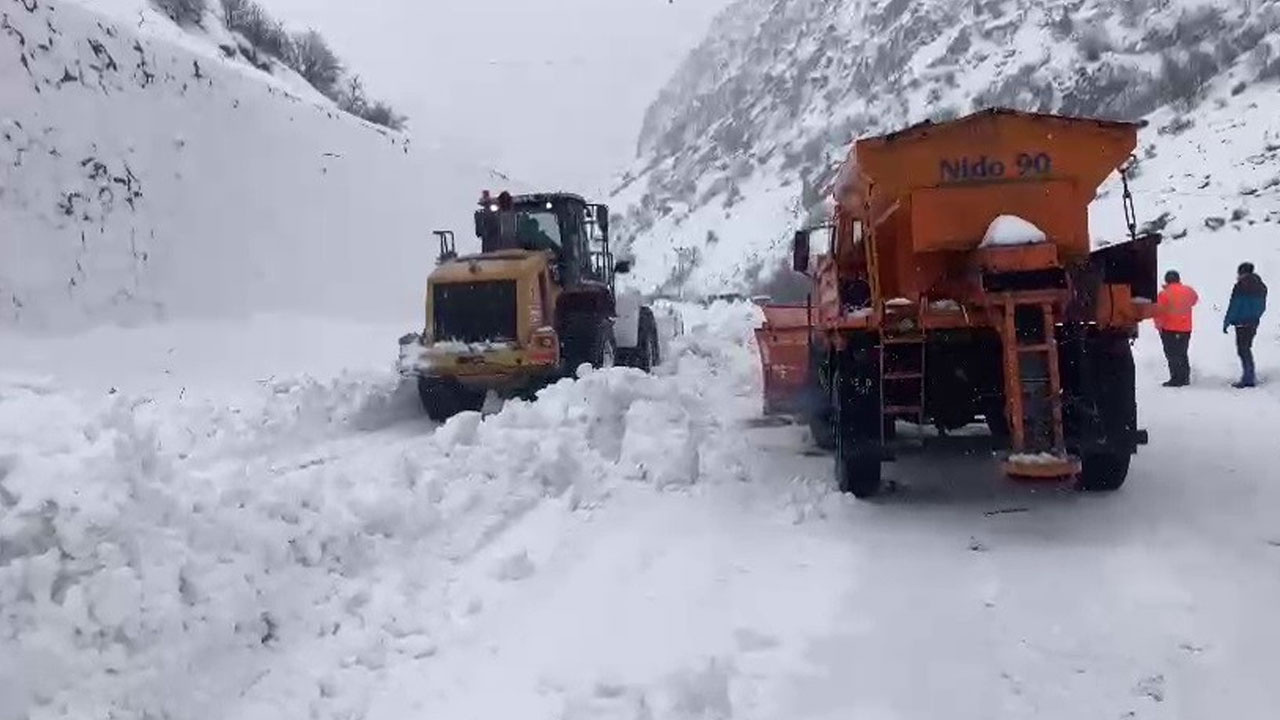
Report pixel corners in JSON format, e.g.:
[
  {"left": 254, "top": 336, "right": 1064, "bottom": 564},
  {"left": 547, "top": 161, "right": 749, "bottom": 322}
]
[
  {"left": 804, "top": 346, "right": 836, "bottom": 450},
  {"left": 561, "top": 315, "right": 615, "bottom": 374},
  {"left": 809, "top": 412, "right": 836, "bottom": 450},
  {"left": 620, "top": 309, "right": 659, "bottom": 372},
  {"left": 1078, "top": 452, "right": 1130, "bottom": 492},
  {"left": 833, "top": 344, "right": 884, "bottom": 498},
  {"left": 837, "top": 434, "right": 883, "bottom": 497},
  {"left": 808, "top": 376, "right": 839, "bottom": 448},
  {"left": 592, "top": 320, "right": 617, "bottom": 370},
  {"left": 1068, "top": 333, "right": 1137, "bottom": 493},
  {"left": 985, "top": 408, "right": 1010, "bottom": 441},
  {"left": 417, "top": 376, "right": 482, "bottom": 422}
]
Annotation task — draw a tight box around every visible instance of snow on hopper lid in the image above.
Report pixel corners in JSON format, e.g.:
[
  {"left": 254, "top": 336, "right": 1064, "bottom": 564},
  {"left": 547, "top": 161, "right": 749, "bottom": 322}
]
[{"left": 981, "top": 215, "right": 1047, "bottom": 248}]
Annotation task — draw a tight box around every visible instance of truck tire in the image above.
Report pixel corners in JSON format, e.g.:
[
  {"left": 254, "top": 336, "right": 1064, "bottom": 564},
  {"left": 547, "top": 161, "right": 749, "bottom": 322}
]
[
  {"left": 806, "top": 349, "right": 835, "bottom": 450},
  {"left": 1075, "top": 334, "right": 1136, "bottom": 492},
  {"left": 417, "top": 376, "right": 481, "bottom": 422},
  {"left": 833, "top": 343, "right": 884, "bottom": 498},
  {"left": 1078, "top": 452, "right": 1130, "bottom": 492},
  {"left": 619, "top": 309, "right": 659, "bottom": 372},
  {"left": 837, "top": 435, "right": 883, "bottom": 497},
  {"left": 809, "top": 410, "right": 835, "bottom": 450}
]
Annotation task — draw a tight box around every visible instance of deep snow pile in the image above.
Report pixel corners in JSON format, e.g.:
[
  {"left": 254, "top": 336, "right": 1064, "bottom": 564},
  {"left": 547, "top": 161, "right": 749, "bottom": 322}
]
[
  {"left": 0, "top": 302, "right": 767, "bottom": 720},
  {"left": 981, "top": 215, "right": 1048, "bottom": 247},
  {"left": 0, "top": 0, "right": 499, "bottom": 332}
]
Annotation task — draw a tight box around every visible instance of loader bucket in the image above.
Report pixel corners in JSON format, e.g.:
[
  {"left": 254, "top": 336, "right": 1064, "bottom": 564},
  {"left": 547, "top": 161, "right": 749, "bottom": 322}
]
[{"left": 754, "top": 305, "right": 812, "bottom": 416}]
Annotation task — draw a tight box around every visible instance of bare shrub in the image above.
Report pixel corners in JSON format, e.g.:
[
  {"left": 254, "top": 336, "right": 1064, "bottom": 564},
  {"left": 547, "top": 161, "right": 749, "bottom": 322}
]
[
  {"left": 285, "top": 30, "right": 344, "bottom": 99},
  {"left": 152, "top": 0, "right": 206, "bottom": 26},
  {"left": 224, "top": 0, "right": 291, "bottom": 59}
]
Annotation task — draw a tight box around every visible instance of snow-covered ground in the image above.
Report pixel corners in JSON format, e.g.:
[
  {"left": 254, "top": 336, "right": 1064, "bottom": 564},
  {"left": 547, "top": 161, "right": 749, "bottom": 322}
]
[
  {"left": 5, "top": 2, "right": 1280, "bottom": 719},
  {"left": 1, "top": 0, "right": 501, "bottom": 332},
  {"left": 3, "top": 288, "right": 1279, "bottom": 719}
]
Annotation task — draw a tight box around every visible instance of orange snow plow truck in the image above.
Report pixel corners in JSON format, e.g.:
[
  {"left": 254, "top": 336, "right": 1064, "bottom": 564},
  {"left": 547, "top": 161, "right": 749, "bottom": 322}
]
[{"left": 755, "top": 108, "right": 1162, "bottom": 497}]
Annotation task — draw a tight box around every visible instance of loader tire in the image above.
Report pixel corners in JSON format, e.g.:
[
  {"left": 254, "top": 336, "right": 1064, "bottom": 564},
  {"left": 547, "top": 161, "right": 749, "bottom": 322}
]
[
  {"left": 619, "top": 309, "right": 659, "bottom": 373},
  {"left": 833, "top": 343, "right": 884, "bottom": 498},
  {"left": 417, "top": 377, "right": 481, "bottom": 422},
  {"left": 561, "top": 315, "right": 616, "bottom": 374},
  {"left": 1078, "top": 452, "right": 1130, "bottom": 492}
]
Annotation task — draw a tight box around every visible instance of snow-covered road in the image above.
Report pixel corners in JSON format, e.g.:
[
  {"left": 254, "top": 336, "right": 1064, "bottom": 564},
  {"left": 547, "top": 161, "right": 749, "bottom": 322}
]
[{"left": 3, "top": 302, "right": 1280, "bottom": 720}]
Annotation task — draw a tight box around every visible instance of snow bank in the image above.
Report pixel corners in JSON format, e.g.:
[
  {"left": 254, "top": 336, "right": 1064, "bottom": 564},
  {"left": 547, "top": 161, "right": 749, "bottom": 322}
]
[
  {"left": 0, "top": 302, "right": 766, "bottom": 720},
  {"left": 981, "top": 215, "right": 1047, "bottom": 248},
  {"left": 0, "top": 0, "right": 496, "bottom": 333}
]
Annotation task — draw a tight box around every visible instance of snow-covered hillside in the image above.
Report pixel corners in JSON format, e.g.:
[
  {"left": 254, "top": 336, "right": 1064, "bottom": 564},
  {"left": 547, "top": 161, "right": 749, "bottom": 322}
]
[
  {"left": 1, "top": 0, "right": 502, "bottom": 332},
  {"left": 613, "top": 0, "right": 1280, "bottom": 295}
]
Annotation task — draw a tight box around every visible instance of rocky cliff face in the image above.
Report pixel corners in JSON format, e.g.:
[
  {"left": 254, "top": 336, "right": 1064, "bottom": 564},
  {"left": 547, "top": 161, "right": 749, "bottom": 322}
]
[{"left": 613, "top": 0, "right": 1280, "bottom": 296}]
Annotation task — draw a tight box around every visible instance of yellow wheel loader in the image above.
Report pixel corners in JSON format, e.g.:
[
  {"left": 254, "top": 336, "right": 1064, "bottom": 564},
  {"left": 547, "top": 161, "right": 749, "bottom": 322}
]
[{"left": 398, "top": 191, "right": 661, "bottom": 421}]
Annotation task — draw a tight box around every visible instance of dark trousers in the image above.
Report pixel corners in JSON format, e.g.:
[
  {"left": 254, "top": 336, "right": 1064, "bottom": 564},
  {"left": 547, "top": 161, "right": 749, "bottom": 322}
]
[
  {"left": 1160, "top": 330, "right": 1191, "bottom": 384},
  {"left": 1235, "top": 325, "right": 1258, "bottom": 384}
]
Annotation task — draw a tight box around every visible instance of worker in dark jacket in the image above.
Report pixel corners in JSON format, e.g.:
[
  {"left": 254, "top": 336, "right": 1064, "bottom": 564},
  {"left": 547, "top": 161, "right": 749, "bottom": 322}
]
[
  {"left": 1155, "top": 270, "right": 1198, "bottom": 387},
  {"left": 1223, "top": 262, "right": 1268, "bottom": 388}
]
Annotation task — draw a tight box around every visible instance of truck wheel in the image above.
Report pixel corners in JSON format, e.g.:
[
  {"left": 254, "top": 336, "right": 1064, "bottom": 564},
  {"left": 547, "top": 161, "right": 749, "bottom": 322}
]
[
  {"left": 985, "top": 408, "right": 1010, "bottom": 441},
  {"left": 806, "top": 351, "right": 835, "bottom": 450},
  {"left": 1078, "top": 452, "right": 1130, "bottom": 492},
  {"left": 836, "top": 430, "right": 883, "bottom": 497},
  {"left": 1075, "top": 334, "right": 1136, "bottom": 492},
  {"left": 417, "top": 376, "right": 479, "bottom": 422},
  {"left": 809, "top": 411, "right": 835, "bottom": 450},
  {"left": 833, "top": 346, "right": 884, "bottom": 497}
]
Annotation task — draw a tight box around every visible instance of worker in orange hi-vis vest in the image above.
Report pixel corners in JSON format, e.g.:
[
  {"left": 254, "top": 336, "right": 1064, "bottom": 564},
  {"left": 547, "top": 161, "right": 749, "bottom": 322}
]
[{"left": 1155, "top": 269, "right": 1200, "bottom": 387}]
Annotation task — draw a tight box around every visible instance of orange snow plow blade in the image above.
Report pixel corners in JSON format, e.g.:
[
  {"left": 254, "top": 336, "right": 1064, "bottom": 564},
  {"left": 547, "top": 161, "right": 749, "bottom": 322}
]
[{"left": 754, "top": 305, "right": 812, "bottom": 415}]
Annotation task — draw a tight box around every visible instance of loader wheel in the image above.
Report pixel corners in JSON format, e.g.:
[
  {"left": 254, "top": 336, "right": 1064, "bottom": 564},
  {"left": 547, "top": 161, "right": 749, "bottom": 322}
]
[
  {"left": 594, "top": 323, "right": 617, "bottom": 370},
  {"left": 985, "top": 408, "right": 1010, "bottom": 441},
  {"left": 833, "top": 345, "right": 884, "bottom": 498},
  {"left": 1078, "top": 452, "right": 1130, "bottom": 492},
  {"left": 417, "top": 376, "right": 481, "bottom": 422},
  {"left": 561, "top": 315, "right": 615, "bottom": 374},
  {"left": 620, "top": 309, "right": 659, "bottom": 372}
]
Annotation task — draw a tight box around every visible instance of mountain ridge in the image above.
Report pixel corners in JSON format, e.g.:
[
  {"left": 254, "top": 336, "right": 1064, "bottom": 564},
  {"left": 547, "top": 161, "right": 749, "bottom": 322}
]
[{"left": 613, "top": 0, "right": 1280, "bottom": 296}]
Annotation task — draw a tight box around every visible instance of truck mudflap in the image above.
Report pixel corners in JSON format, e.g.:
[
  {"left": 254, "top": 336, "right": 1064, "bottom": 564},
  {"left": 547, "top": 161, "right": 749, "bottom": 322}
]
[{"left": 753, "top": 305, "right": 813, "bottom": 415}]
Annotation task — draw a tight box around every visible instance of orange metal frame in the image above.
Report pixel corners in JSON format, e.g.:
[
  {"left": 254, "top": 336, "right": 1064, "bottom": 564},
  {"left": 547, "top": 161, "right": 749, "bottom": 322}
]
[{"left": 772, "top": 109, "right": 1156, "bottom": 476}]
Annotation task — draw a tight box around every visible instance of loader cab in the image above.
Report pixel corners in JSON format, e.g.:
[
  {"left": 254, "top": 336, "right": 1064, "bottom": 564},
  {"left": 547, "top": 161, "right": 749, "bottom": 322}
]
[{"left": 474, "top": 192, "right": 620, "bottom": 290}]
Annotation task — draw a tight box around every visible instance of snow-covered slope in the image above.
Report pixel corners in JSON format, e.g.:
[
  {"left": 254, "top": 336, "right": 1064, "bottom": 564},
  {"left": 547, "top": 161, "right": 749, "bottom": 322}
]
[
  {"left": 614, "top": 0, "right": 1280, "bottom": 295},
  {"left": 1, "top": 0, "right": 502, "bottom": 332}
]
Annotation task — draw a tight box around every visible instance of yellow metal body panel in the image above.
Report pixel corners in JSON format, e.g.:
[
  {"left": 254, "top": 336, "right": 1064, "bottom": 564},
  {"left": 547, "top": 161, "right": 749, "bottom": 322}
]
[
  {"left": 418, "top": 249, "right": 562, "bottom": 391},
  {"left": 423, "top": 250, "right": 560, "bottom": 348}
]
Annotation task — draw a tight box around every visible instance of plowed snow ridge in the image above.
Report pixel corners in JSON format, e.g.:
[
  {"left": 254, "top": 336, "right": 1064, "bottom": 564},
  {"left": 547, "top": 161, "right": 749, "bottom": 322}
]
[{"left": 0, "top": 304, "right": 784, "bottom": 720}]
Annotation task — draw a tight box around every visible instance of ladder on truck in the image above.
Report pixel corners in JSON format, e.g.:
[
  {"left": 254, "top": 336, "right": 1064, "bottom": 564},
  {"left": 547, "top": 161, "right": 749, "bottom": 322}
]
[
  {"left": 879, "top": 301, "right": 927, "bottom": 449},
  {"left": 999, "top": 298, "right": 1073, "bottom": 474}
]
